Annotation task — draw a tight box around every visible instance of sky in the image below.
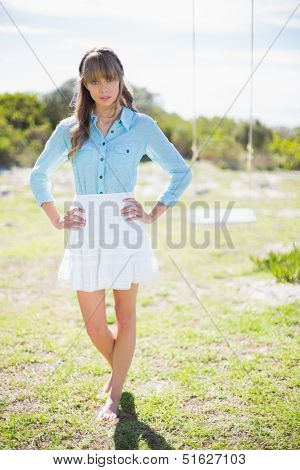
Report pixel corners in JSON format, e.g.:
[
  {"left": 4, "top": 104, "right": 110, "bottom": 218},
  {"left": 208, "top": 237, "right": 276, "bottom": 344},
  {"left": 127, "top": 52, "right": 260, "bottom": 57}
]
[{"left": 1, "top": 0, "right": 299, "bottom": 128}]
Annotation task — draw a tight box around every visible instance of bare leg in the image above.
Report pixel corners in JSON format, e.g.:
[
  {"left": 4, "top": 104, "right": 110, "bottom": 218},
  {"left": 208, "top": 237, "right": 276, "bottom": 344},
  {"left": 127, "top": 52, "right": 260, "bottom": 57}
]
[
  {"left": 97, "top": 282, "right": 139, "bottom": 421},
  {"left": 76, "top": 289, "right": 115, "bottom": 368}
]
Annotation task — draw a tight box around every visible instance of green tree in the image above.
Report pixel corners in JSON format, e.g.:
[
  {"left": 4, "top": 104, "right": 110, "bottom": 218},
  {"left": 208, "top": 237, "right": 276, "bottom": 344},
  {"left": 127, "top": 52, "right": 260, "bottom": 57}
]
[
  {"left": 268, "top": 133, "right": 300, "bottom": 170},
  {"left": 0, "top": 92, "right": 47, "bottom": 130},
  {"left": 0, "top": 93, "right": 51, "bottom": 168},
  {"left": 235, "top": 119, "right": 273, "bottom": 151},
  {"left": 41, "top": 78, "right": 77, "bottom": 127}
]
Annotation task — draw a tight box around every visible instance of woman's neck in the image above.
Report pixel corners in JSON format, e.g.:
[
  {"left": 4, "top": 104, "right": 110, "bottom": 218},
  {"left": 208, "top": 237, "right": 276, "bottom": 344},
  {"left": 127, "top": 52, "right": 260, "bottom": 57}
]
[{"left": 93, "top": 103, "right": 123, "bottom": 124}]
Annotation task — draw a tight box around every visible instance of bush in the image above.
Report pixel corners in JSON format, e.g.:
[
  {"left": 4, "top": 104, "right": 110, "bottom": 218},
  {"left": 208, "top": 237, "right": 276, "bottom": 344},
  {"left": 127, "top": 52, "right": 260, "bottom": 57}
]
[
  {"left": 268, "top": 133, "right": 300, "bottom": 170},
  {"left": 250, "top": 243, "right": 300, "bottom": 284},
  {"left": 0, "top": 93, "right": 52, "bottom": 169}
]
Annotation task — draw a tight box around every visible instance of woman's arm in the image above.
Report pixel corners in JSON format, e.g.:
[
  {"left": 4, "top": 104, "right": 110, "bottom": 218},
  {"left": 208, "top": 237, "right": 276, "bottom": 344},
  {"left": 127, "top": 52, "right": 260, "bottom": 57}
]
[
  {"left": 29, "top": 121, "right": 86, "bottom": 230},
  {"left": 40, "top": 201, "right": 86, "bottom": 230},
  {"left": 41, "top": 200, "right": 61, "bottom": 227},
  {"left": 148, "top": 200, "right": 169, "bottom": 222},
  {"left": 30, "top": 122, "right": 67, "bottom": 227},
  {"left": 29, "top": 122, "right": 69, "bottom": 208},
  {"left": 145, "top": 119, "right": 193, "bottom": 208}
]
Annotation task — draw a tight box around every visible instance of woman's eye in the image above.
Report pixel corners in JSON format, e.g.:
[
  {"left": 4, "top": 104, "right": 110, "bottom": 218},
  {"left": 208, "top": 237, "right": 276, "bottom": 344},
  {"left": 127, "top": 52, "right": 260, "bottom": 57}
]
[{"left": 91, "top": 79, "right": 113, "bottom": 84}]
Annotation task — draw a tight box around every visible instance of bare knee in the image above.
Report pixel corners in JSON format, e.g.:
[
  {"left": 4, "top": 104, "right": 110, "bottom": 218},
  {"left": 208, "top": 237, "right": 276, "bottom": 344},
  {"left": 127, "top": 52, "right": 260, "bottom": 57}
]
[
  {"left": 86, "top": 324, "right": 108, "bottom": 342},
  {"left": 115, "top": 306, "right": 136, "bottom": 329}
]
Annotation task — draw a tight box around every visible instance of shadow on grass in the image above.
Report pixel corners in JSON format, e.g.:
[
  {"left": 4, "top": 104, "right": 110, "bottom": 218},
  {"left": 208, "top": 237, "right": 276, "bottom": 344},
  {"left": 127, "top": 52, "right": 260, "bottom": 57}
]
[{"left": 113, "top": 392, "right": 173, "bottom": 450}]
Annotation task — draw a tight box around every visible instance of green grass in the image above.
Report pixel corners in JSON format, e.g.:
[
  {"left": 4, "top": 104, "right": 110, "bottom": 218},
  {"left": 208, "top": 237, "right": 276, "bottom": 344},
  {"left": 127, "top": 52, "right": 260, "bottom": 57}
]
[
  {"left": 0, "top": 162, "right": 299, "bottom": 449},
  {"left": 250, "top": 243, "right": 300, "bottom": 283}
]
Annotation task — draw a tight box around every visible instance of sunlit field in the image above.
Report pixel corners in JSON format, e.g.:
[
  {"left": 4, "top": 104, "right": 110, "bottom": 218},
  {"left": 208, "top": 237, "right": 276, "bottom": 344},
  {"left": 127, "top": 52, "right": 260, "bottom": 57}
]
[{"left": 0, "top": 159, "right": 299, "bottom": 450}]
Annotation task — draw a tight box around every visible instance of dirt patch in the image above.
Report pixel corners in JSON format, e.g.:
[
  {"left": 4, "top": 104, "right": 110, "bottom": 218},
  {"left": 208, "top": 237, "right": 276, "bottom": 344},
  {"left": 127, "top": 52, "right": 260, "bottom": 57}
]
[
  {"left": 258, "top": 241, "right": 300, "bottom": 257},
  {"left": 225, "top": 277, "right": 300, "bottom": 312},
  {"left": 4, "top": 397, "right": 44, "bottom": 414},
  {"left": 180, "top": 392, "right": 248, "bottom": 415},
  {"left": 1, "top": 361, "right": 57, "bottom": 388},
  {"left": 135, "top": 379, "right": 176, "bottom": 395}
]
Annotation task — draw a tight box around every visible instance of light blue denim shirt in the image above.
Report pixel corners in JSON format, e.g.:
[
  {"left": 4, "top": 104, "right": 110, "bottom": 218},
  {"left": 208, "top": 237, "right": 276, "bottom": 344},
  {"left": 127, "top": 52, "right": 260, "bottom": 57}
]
[{"left": 30, "top": 106, "right": 192, "bottom": 209}]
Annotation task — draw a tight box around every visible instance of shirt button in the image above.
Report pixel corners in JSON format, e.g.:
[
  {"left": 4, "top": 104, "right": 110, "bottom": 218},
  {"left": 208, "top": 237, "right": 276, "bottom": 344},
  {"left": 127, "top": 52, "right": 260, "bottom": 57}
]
[
  {"left": 99, "top": 175, "right": 103, "bottom": 179},
  {"left": 126, "top": 149, "right": 130, "bottom": 153},
  {"left": 111, "top": 130, "right": 114, "bottom": 133},
  {"left": 100, "top": 157, "right": 104, "bottom": 161},
  {"left": 102, "top": 142, "right": 105, "bottom": 146},
  {"left": 99, "top": 192, "right": 103, "bottom": 194}
]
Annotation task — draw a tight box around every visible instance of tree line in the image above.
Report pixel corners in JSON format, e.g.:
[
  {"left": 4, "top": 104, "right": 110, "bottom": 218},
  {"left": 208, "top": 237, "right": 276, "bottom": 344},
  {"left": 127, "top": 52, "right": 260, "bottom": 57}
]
[{"left": 0, "top": 79, "right": 299, "bottom": 171}]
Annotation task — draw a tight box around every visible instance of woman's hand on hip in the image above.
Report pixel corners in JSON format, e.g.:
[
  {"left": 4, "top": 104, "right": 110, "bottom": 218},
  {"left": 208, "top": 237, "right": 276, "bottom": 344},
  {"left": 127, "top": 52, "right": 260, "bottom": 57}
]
[
  {"left": 121, "top": 198, "right": 153, "bottom": 224},
  {"left": 54, "top": 207, "right": 86, "bottom": 230}
]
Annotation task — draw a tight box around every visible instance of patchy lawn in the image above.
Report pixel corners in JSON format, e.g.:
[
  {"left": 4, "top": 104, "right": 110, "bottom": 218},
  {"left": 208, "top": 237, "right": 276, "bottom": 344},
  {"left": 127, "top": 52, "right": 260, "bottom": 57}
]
[{"left": 0, "top": 161, "right": 299, "bottom": 449}]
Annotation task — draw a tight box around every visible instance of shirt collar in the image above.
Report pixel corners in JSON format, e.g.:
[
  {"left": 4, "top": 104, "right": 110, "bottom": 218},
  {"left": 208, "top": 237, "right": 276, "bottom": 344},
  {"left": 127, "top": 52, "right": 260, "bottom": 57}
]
[{"left": 90, "top": 105, "right": 135, "bottom": 131}]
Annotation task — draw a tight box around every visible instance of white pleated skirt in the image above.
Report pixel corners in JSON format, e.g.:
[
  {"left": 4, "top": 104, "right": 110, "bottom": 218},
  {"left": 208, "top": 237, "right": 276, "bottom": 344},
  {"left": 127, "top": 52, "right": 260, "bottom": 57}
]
[{"left": 57, "top": 191, "right": 159, "bottom": 291}]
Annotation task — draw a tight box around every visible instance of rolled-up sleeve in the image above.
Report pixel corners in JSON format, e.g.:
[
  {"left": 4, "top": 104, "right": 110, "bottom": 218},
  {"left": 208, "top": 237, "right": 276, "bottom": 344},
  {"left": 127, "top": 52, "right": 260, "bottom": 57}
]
[
  {"left": 29, "top": 122, "right": 69, "bottom": 208},
  {"left": 145, "top": 120, "right": 193, "bottom": 207}
]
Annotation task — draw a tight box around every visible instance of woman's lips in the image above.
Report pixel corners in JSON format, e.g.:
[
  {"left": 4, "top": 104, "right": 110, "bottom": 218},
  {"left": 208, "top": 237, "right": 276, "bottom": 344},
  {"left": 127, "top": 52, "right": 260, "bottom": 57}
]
[{"left": 100, "top": 97, "right": 110, "bottom": 100}]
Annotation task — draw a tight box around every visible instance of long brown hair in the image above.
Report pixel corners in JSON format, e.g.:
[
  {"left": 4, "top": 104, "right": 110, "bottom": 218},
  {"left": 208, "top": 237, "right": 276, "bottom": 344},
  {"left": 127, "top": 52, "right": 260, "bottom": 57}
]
[{"left": 67, "top": 47, "right": 138, "bottom": 159}]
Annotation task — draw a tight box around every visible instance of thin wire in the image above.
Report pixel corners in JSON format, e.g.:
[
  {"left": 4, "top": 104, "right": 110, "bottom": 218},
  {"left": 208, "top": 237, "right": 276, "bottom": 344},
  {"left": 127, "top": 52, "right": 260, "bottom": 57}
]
[
  {"left": 191, "top": 0, "right": 198, "bottom": 161},
  {"left": 0, "top": 1, "right": 132, "bottom": 196},
  {"left": 45, "top": 254, "right": 135, "bottom": 381},
  {"left": 168, "top": 254, "right": 257, "bottom": 385},
  {"left": 193, "top": 1, "right": 299, "bottom": 164},
  {"left": 246, "top": 0, "right": 254, "bottom": 211},
  {"left": 46, "top": 263, "right": 135, "bottom": 377},
  {"left": 1, "top": 0, "right": 298, "bottom": 385},
  {"left": 0, "top": 2, "right": 68, "bottom": 103},
  {"left": 0, "top": 2, "right": 140, "bottom": 374},
  {"left": 173, "top": 1, "right": 300, "bottom": 194}
]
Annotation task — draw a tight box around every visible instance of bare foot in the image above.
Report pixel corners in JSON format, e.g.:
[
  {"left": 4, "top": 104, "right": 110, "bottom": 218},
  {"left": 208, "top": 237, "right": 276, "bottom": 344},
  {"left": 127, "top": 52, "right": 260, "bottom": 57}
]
[
  {"left": 96, "top": 373, "right": 112, "bottom": 398},
  {"left": 96, "top": 395, "right": 121, "bottom": 422}
]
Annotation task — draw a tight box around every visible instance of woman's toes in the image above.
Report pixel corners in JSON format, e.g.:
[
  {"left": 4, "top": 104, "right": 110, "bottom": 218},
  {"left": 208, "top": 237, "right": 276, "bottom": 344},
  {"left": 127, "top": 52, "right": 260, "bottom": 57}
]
[{"left": 96, "top": 409, "right": 106, "bottom": 420}]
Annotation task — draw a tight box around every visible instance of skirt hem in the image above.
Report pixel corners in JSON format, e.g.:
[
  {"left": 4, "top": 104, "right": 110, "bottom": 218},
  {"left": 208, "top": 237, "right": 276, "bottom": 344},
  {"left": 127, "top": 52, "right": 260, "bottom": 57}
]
[{"left": 57, "top": 269, "right": 160, "bottom": 291}]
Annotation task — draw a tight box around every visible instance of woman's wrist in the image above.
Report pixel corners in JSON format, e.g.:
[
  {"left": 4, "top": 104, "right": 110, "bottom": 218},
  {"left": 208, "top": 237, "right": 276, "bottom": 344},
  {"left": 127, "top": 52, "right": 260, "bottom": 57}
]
[
  {"left": 148, "top": 201, "right": 169, "bottom": 223},
  {"left": 41, "top": 201, "right": 62, "bottom": 228},
  {"left": 52, "top": 215, "right": 63, "bottom": 229},
  {"left": 145, "top": 212, "right": 154, "bottom": 224}
]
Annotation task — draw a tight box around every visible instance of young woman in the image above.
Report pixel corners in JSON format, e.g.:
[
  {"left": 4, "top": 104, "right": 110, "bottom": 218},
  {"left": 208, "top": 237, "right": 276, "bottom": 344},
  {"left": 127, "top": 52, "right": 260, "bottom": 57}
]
[{"left": 30, "top": 46, "right": 192, "bottom": 422}]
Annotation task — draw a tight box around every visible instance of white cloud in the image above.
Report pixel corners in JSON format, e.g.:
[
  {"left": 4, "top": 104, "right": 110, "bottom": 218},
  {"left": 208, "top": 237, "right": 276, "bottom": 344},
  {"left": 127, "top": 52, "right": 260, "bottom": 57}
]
[
  {"left": 196, "top": 48, "right": 300, "bottom": 67},
  {"left": 4, "top": 0, "right": 299, "bottom": 33},
  {"left": 0, "top": 24, "right": 64, "bottom": 34},
  {"left": 1, "top": 0, "right": 299, "bottom": 127},
  {"left": 258, "top": 1, "right": 300, "bottom": 28}
]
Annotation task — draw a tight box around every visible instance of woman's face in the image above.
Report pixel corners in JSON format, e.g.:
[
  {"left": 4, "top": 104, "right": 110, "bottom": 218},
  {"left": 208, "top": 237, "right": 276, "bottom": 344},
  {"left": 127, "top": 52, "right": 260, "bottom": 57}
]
[{"left": 85, "top": 75, "right": 120, "bottom": 108}]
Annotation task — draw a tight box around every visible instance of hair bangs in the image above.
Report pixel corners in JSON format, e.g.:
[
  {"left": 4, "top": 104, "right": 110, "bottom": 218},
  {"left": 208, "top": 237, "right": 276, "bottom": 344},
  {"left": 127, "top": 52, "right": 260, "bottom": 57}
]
[{"left": 82, "top": 54, "right": 118, "bottom": 84}]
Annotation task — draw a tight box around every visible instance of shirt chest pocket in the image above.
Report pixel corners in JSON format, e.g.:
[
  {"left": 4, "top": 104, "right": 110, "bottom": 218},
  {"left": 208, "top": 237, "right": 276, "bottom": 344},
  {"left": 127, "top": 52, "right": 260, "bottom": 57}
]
[
  {"left": 112, "top": 143, "right": 138, "bottom": 158},
  {"left": 109, "top": 142, "right": 138, "bottom": 171},
  {"left": 108, "top": 142, "right": 138, "bottom": 187},
  {"left": 74, "top": 143, "right": 98, "bottom": 166}
]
